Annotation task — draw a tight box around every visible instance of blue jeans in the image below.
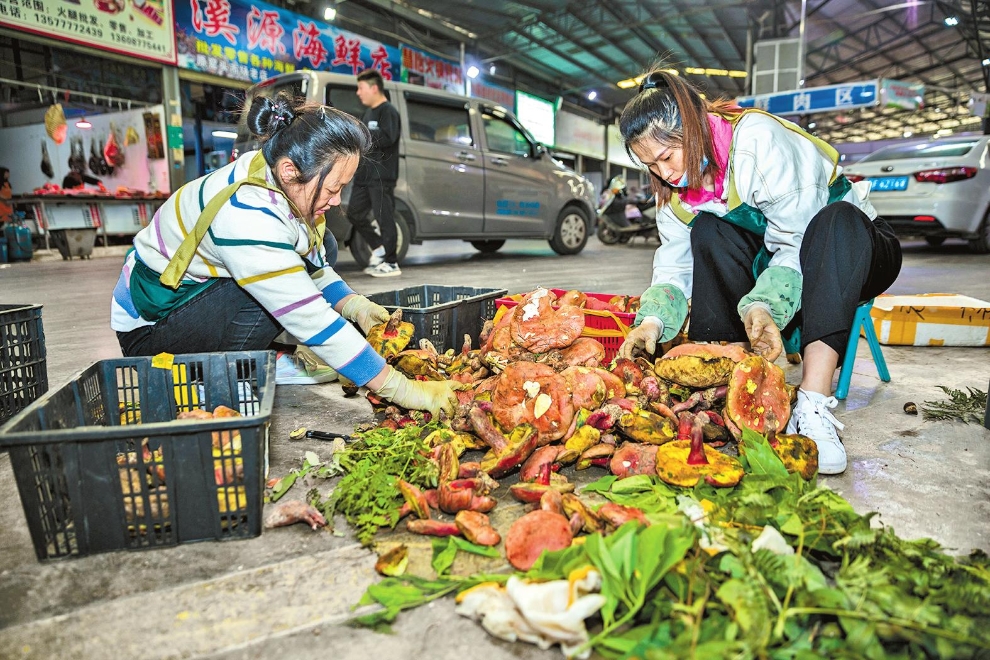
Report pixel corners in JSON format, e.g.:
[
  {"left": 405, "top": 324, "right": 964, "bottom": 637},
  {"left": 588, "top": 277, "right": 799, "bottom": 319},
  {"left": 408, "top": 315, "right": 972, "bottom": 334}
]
[{"left": 117, "top": 278, "right": 281, "bottom": 357}]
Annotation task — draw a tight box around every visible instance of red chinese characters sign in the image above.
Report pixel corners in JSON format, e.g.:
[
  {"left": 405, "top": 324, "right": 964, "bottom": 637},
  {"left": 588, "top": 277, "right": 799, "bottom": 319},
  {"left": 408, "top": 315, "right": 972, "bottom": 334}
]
[
  {"left": 176, "top": 0, "right": 401, "bottom": 83},
  {"left": 0, "top": 0, "right": 175, "bottom": 64},
  {"left": 400, "top": 44, "right": 463, "bottom": 94}
]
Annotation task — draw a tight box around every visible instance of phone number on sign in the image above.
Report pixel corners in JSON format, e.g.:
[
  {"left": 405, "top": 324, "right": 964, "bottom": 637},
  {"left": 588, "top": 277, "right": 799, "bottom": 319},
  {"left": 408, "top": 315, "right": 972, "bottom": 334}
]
[
  {"left": 110, "top": 32, "right": 165, "bottom": 52},
  {"left": 33, "top": 13, "right": 103, "bottom": 37}
]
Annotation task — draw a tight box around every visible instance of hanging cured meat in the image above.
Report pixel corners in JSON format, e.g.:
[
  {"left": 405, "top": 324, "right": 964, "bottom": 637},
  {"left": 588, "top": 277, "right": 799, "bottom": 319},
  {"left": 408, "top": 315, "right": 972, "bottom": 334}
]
[
  {"left": 40, "top": 141, "right": 54, "bottom": 178},
  {"left": 104, "top": 127, "right": 125, "bottom": 167},
  {"left": 68, "top": 136, "right": 86, "bottom": 173}
]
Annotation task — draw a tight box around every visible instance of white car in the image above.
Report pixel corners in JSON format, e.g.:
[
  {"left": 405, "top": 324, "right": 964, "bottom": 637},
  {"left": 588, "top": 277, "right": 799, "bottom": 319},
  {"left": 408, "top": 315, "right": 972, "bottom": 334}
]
[{"left": 844, "top": 135, "right": 990, "bottom": 253}]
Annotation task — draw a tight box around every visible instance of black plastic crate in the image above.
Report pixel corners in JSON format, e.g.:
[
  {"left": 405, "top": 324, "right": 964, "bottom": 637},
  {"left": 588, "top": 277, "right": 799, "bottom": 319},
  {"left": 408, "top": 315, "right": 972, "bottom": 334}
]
[
  {"left": 0, "top": 351, "right": 276, "bottom": 561},
  {"left": 0, "top": 304, "right": 48, "bottom": 425},
  {"left": 367, "top": 285, "right": 508, "bottom": 351}
]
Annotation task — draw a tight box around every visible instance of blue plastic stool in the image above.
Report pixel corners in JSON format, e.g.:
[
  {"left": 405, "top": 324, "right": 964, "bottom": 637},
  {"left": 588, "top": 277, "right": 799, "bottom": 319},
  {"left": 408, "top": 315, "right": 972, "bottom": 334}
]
[{"left": 834, "top": 299, "right": 890, "bottom": 400}]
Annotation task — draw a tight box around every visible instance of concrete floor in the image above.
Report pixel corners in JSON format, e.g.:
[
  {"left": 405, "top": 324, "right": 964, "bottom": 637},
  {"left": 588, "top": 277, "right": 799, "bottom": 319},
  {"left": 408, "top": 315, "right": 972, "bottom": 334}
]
[{"left": 1, "top": 235, "right": 988, "bottom": 660}]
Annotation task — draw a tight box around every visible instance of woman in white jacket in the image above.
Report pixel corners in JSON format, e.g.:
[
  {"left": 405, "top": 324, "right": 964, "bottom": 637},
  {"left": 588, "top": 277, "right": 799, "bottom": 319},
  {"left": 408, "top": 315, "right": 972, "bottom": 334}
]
[{"left": 617, "top": 69, "right": 902, "bottom": 474}]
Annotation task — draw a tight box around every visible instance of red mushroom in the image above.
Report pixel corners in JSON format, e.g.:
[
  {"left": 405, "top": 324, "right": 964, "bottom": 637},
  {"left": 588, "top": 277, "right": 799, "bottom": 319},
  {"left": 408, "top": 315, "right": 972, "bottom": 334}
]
[{"left": 505, "top": 509, "right": 574, "bottom": 570}]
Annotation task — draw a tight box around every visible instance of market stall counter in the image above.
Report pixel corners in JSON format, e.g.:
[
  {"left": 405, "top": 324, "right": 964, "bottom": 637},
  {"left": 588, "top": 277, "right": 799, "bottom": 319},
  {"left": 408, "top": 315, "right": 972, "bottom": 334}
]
[{"left": 13, "top": 192, "right": 167, "bottom": 254}]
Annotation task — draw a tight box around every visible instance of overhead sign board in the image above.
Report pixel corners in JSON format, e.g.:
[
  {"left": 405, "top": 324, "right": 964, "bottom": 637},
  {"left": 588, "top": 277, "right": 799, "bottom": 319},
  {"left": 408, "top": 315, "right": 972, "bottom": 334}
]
[
  {"left": 736, "top": 80, "right": 879, "bottom": 115},
  {"left": 880, "top": 79, "right": 925, "bottom": 111},
  {"left": 174, "top": 0, "right": 400, "bottom": 84},
  {"left": 515, "top": 91, "right": 555, "bottom": 147},
  {"left": 400, "top": 44, "right": 463, "bottom": 94},
  {"left": 555, "top": 111, "right": 604, "bottom": 159},
  {"left": 606, "top": 124, "right": 637, "bottom": 168},
  {"left": 469, "top": 80, "right": 514, "bottom": 109},
  {"left": 0, "top": 0, "right": 175, "bottom": 64}
]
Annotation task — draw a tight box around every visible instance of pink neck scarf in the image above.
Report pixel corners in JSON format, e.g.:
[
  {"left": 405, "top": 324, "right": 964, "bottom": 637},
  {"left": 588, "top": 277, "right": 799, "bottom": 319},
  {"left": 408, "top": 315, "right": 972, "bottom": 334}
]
[{"left": 679, "top": 113, "right": 734, "bottom": 208}]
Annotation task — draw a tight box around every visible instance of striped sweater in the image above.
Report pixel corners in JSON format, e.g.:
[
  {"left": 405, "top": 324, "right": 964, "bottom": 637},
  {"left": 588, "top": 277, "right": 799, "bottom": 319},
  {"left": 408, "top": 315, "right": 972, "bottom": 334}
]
[{"left": 110, "top": 151, "right": 385, "bottom": 385}]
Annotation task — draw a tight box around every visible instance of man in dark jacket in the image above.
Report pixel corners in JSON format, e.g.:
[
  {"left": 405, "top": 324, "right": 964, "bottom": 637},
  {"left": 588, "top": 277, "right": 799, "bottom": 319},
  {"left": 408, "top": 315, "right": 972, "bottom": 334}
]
[{"left": 347, "top": 69, "right": 402, "bottom": 277}]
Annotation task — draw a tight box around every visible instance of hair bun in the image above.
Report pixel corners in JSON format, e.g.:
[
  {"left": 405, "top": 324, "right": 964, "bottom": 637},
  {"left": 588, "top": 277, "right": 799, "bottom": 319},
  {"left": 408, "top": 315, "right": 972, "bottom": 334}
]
[
  {"left": 268, "top": 103, "right": 296, "bottom": 133},
  {"left": 245, "top": 93, "right": 298, "bottom": 138}
]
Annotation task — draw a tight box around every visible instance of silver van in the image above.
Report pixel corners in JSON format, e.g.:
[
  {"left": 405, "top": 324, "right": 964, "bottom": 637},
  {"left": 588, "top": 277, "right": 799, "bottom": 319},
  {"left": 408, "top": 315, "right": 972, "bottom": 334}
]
[{"left": 234, "top": 71, "right": 597, "bottom": 266}]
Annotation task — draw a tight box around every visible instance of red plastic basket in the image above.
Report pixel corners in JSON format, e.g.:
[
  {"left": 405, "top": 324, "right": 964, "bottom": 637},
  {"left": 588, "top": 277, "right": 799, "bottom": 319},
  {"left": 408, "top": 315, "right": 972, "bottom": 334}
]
[{"left": 493, "top": 289, "right": 636, "bottom": 362}]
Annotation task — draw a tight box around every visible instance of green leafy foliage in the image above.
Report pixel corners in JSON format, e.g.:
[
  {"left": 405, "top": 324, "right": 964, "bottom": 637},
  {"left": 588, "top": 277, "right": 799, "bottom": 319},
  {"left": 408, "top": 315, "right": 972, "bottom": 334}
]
[
  {"left": 431, "top": 536, "right": 501, "bottom": 577},
  {"left": 283, "top": 424, "right": 439, "bottom": 546},
  {"left": 325, "top": 425, "right": 439, "bottom": 545},
  {"left": 350, "top": 425, "right": 990, "bottom": 657},
  {"left": 350, "top": 573, "right": 509, "bottom": 632},
  {"left": 268, "top": 450, "right": 334, "bottom": 502},
  {"left": 921, "top": 385, "right": 987, "bottom": 424}
]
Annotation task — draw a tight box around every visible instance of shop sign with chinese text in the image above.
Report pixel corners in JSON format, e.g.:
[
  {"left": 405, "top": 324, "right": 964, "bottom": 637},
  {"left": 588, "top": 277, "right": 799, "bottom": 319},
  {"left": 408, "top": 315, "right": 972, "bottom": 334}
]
[
  {"left": 399, "top": 44, "right": 462, "bottom": 94},
  {"left": 469, "top": 79, "right": 515, "bottom": 110},
  {"left": 0, "top": 0, "right": 175, "bottom": 64},
  {"left": 174, "top": 0, "right": 400, "bottom": 84},
  {"left": 880, "top": 79, "right": 925, "bottom": 111}
]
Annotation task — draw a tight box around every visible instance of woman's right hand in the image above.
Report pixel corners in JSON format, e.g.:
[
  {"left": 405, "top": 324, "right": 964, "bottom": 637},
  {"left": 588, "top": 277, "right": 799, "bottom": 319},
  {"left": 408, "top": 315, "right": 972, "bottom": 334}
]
[
  {"left": 743, "top": 306, "right": 783, "bottom": 362},
  {"left": 371, "top": 366, "right": 460, "bottom": 417},
  {"left": 618, "top": 316, "right": 663, "bottom": 359}
]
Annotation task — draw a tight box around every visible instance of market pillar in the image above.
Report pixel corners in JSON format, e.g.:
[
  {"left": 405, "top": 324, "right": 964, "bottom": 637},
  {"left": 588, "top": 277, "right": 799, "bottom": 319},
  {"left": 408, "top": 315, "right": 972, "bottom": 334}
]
[{"left": 162, "top": 67, "right": 185, "bottom": 192}]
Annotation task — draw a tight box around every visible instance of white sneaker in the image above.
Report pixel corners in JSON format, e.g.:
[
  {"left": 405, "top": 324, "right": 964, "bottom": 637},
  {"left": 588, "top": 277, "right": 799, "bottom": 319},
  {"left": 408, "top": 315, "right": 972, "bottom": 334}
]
[
  {"left": 363, "top": 248, "right": 386, "bottom": 273},
  {"left": 275, "top": 351, "right": 338, "bottom": 385},
  {"left": 787, "top": 389, "right": 846, "bottom": 475},
  {"left": 368, "top": 262, "right": 402, "bottom": 278}
]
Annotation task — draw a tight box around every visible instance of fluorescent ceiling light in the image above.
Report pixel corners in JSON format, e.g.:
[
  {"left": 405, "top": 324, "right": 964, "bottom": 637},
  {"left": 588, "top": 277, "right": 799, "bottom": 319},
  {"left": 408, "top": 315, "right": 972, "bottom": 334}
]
[
  {"left": 684, "top": 67, "right": 747, "bottom": 78},
  {"left": 944, "top": 16, "right": 959, "bottom": 26},
  {"left": 587, "top": 91, "right": 597, "bottom": 101},
  {"left": 212, "top": 130, "right": 238, "bottom": 139}
]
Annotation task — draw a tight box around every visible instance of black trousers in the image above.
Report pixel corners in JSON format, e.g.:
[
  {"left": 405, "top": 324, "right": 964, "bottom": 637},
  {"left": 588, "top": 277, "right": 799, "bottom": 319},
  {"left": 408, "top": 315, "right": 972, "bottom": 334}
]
[
  {"left": 688, "top": 202, "right": 902, "bottom": 355},
  {"left": 346, "top": 182, "right": 398, "bottom": 263},
  {"left": 117, "top": 278, "right": 282, "bottom": 357}
]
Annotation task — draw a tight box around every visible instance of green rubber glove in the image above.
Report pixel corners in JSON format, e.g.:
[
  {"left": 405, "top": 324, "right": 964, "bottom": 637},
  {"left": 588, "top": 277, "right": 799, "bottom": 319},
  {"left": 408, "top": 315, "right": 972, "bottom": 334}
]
[{"left": 341, "top": 295, "right": 390, "bottom": 334}]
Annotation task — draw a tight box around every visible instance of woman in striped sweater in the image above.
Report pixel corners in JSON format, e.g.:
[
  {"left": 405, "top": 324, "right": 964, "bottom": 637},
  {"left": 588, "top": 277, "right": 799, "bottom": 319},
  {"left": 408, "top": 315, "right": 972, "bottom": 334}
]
[{"left": 111, "top": 92, "right": 459, "bottom": 416}]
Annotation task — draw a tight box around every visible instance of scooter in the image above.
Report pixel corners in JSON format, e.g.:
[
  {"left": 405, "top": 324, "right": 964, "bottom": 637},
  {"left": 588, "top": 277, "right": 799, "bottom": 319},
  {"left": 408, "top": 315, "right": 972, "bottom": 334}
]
[{"left": 595, "top": 175, "right": 659, "bottom": 245}]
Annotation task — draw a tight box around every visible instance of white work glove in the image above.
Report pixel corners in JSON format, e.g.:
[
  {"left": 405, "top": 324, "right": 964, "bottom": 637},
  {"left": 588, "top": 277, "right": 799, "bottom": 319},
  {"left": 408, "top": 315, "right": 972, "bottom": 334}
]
[
  {"left": 373, "top": 367, "right": 460, "bottom": 417},
  {"left": 341, "top": 295, "right": 390, "bottom": 335},
  {"left": 743, "top": 305, "right": 783, "bottom": 362},
  {"left": 618, "top": 316, "right": 663, "bottom": 359}
]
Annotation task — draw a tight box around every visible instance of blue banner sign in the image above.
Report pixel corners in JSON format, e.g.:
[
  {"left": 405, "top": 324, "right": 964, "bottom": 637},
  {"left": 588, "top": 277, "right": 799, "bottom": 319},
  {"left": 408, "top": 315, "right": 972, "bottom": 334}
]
[
  {"left": 736, "top": 81, "right": 879, "bottom": 115},
  {"left": 174, "top": 0, "right": 401, "bottom": 84}
]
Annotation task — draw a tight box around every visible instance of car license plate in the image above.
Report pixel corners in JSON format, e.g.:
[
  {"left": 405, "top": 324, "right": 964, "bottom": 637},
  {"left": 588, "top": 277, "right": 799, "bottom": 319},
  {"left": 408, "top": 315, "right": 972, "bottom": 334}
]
[{"left": 868, "top": 176, "right": 909, "bottom": 192}]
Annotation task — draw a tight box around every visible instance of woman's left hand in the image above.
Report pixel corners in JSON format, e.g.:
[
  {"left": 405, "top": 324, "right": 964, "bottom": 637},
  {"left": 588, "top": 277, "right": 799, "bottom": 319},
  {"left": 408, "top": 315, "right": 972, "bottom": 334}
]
[
  {"left": 743, "top": 306, "right": 783, "bottom": 362},
  {"left": 341, "top": 295, "right": 390, "bottom": 334}
]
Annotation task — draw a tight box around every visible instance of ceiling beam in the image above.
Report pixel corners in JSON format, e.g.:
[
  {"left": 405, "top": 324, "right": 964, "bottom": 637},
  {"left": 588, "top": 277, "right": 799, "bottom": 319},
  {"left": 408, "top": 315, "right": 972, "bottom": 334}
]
[
  {"left": 567, "top": 4, "right": 649, "bottom": 77},
  {"left": 350, "top": 0, "right": 477, "bottom": 43},
  {"left": 502, "top": 23, "right": 619, "bottom": 88},
  {"left": 596, "top": 1, "right": 708, "bottom": 72}
]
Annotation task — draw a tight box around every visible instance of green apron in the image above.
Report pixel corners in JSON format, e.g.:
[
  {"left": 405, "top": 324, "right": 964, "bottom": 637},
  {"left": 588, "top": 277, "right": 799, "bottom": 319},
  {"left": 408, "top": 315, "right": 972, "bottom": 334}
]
[
  {"left": 668, "top": 109, "right": 852, "bottom": 353},
  {"left": 130, "top": 152, "right": 325, "bottom": 322}
]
